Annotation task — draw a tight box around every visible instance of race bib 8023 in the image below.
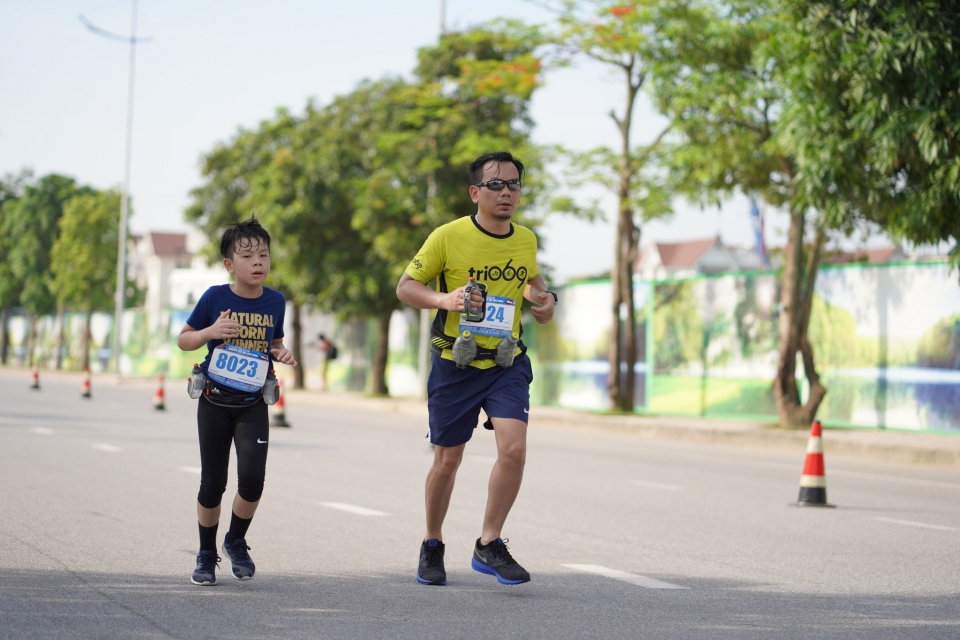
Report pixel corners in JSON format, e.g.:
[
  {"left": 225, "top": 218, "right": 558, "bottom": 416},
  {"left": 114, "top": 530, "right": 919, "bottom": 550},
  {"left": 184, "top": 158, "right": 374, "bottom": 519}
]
[{"left": 206, "top": 343, "right": 269, "bottom": 392}]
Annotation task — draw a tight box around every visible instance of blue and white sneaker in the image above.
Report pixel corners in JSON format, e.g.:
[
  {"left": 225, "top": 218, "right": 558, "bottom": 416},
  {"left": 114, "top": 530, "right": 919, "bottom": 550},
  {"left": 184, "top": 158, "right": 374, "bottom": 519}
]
[
  {"left": 471, "top": 538, "right": 530, "bottom": 585},
  {"left": 221, "top": 537, "right": 256, "bottom": 580},
  {"left": 191, "top": 550, "right": 220, "bottom": 586},
  {"left": 417, "top": 539, "right": 447, "bottom": 585}
]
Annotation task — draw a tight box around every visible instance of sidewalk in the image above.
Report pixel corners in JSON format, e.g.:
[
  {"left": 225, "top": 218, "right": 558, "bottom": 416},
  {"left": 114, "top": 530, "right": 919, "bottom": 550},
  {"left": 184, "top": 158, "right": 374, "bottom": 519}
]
[{"left": 286, "top": 389, "right": 960, "bottom": 469}]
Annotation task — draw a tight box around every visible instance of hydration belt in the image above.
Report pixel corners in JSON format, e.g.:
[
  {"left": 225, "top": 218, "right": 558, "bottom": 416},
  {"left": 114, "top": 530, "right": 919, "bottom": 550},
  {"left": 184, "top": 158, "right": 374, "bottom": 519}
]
[
  {"left": 430, "top": 327, "right": 527, "bottom": 361},
  {"left": 202, "top": 379, "right": 263, "bottom": 407}
]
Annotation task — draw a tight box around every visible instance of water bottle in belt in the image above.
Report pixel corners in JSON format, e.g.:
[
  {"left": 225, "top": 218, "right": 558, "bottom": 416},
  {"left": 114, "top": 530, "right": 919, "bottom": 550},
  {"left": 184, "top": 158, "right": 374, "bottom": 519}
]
[
  {"left": 495, "top": 331, "right": 520, "bottom": 369},
  {"left": 262, "top": 369, "right": 279, "bottom": 405},
  {"left": 452, "top": 330, "right": 477, "bottom": 368},
  {"left": 187, "top": 364, "right": 205, "bottom": 399}
]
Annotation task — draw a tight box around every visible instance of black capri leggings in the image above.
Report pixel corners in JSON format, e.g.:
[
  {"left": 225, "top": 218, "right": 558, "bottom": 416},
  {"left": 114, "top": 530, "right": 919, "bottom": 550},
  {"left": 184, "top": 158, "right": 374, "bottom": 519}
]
[{"left": 196, "top": 395, "right": 269, "bottom": 508}]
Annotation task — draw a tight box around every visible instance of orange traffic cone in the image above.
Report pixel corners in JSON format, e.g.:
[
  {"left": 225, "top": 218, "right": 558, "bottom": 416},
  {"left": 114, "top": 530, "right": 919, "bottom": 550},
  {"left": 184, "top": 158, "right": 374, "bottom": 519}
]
[
  {"left": 792, "top": 421, "right": 835, "bottom": 507},
  {"left": 153, "top": 375, "right": 166, "bottom": 411},
  {"left": 81, "top": 367, "right": 92, "bottom": 399},
  {"left": 30, "top": 367, "right": 40, "bottom": 390},
  {"left": 269, "top": 380, "right": 290, "bottom": 428}
]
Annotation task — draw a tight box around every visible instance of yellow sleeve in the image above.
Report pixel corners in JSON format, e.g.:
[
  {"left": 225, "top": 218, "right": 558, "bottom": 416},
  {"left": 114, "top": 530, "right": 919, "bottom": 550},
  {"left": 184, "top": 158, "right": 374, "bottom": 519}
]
[{"left": 404, "top": 228, "right": 445, "bottom": 284}]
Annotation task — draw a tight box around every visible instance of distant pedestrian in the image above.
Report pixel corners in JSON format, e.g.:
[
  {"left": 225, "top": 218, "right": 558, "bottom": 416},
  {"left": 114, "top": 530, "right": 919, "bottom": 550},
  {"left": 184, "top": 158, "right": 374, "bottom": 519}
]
[
  {"left": 397, "top": 151, "right": 557, "bottom": 586},
  {"left": 313, "top": 333, "right": 337, "bottom": 391},
  {"left": 177, "top": 218, "right": 297, "bottom": 586}
]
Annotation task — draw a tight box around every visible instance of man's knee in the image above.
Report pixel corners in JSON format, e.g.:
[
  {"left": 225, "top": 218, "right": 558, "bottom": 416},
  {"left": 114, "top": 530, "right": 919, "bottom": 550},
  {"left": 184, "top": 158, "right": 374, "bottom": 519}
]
[
  {"left": 498, "top": 439, "right": 526, "bottom": 469},
  {"left": 432, "top": 445, "right": 465, "bottom": 477}
]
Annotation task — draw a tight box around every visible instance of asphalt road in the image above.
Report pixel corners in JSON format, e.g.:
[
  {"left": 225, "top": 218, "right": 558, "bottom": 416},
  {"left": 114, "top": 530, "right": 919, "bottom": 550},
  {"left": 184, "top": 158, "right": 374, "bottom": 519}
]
[{"left": 1, "top": 369, "right": 959, "bottom": 639}]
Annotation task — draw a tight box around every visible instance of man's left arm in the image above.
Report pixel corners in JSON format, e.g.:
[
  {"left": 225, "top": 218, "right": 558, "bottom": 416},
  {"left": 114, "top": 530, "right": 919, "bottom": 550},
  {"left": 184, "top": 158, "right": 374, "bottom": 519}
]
[{"left": 523, "top": 274, "right": 555, "bottom": 324}]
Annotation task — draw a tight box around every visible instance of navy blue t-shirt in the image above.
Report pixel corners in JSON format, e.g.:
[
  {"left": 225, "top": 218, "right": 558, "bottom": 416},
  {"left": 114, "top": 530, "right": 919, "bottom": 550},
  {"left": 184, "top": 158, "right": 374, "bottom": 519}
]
[{"left": 186, "top": 284, "right": 286, "bottom": 394}]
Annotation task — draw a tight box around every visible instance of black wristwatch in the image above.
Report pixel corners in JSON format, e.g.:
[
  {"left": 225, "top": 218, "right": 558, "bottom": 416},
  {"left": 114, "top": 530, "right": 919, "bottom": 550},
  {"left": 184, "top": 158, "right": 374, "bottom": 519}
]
[{"left": 543, "top": 290, "right": 558, "bottom": 304}]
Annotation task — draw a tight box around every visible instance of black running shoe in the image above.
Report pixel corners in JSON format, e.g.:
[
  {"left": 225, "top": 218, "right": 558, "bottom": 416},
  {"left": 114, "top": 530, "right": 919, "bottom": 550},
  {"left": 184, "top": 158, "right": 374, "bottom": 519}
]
[
  {"left": 191, "top": 550, "right": 220, "bottom": 586},
  {"left": 221, "top": 537, "right": 256, "bottom": 580},
  {"left": 471, "top": 538, "right": 530, "bottom": 585},
  {"left": 417, "top": 539, "right": 447, "bottom": 585}
]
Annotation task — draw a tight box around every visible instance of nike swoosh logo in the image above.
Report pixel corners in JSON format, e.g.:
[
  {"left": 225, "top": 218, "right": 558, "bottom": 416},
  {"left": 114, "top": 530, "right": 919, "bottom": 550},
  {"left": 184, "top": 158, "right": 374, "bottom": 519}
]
[
  {"left": 523, "top": 408, "right": 529, "bottom": 414},
  {"left": 257, "top": 439, "right": 268, "bottom": 444}
]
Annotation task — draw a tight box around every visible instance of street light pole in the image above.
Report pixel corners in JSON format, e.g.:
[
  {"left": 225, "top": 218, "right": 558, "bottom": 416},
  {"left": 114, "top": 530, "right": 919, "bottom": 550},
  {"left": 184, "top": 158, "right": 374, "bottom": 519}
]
[{"left": 80, "top": 1, "right": 149, "bottom": 374}]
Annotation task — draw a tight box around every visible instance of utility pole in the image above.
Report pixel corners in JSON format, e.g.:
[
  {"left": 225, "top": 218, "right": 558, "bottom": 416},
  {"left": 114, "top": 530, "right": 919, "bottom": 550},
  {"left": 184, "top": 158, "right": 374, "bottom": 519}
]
[{"left": 80, "top": 2, "right": 150, "bottom": 374}]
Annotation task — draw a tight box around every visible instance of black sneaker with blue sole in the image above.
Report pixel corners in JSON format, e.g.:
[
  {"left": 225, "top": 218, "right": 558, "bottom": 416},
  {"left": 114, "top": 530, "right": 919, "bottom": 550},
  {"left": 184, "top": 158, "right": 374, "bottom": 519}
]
[
  {"left": 191, "top": 550, "right": 220, "bottom": 586},
  {"left": 221, "top": 537, "right": 256, "bottom": 580},
  {"left": 417, "top": 539, "right": 447, "bottom": 585},
  {"left": 471, "top": 538, "right": 530, "bottom": 585}
]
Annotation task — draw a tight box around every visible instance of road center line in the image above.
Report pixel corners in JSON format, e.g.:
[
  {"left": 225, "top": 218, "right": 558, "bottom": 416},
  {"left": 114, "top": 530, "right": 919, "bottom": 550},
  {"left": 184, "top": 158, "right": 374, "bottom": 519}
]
[
  {"left": 631, "top": 480, "right": 683, "bottom": 491},
  {"left": 178, "top": 466, "right": 202, "bottom": 475},
  {"left": 873, "top": 517, "right": 956, "bottom": 531},
  {"left": 29, "top": 427, "right": 53, "bottom": 435},
  {"left": 91, "top": 443, "right": 122, "bottom": 453},
  {"left": 561, "top": 564, "right": 689, "bottom": 589},
  {"left": 319, "top": 502, "right": 389, "bottom": 516}
]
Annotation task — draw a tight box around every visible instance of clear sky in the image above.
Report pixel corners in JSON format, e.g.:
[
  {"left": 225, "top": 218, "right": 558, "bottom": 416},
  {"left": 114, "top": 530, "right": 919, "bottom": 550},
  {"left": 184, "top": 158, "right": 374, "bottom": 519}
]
[{"left": 2, "top": 0, "right": 794, "bottom": 282}]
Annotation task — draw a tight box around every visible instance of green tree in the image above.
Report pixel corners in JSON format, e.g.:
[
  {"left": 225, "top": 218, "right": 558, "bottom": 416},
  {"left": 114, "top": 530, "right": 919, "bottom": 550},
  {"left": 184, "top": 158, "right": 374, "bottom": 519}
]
[
  {"left": 543, "top": 1, "right": 679, "bottom": 412},
  {"left": 649, "top": 0, "right": 838, "bottom": 427},
  {"left": 779, "top": 0, "right": 960, "bottom": 257},
  {"left": 0, "top": 170, "right": 31, "bottom": 364},
  {"left": 49, "top": 190, "right": 125, "bottom": 370},
  {"left": 2, "top": 174, "right": 90, "bottom": 367}
]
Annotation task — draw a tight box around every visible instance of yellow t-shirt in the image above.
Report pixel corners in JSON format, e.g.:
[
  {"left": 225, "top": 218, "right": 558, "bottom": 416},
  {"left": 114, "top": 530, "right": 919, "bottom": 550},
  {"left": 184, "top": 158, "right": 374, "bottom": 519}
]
[{"left": 405, "top": 215, "right": 540, "bottom": 369}]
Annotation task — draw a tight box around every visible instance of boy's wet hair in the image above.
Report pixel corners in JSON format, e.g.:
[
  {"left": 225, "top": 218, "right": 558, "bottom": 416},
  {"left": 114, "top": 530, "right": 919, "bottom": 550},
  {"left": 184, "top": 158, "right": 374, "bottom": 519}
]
[
  {"left": 469, "top": 151, "right": 524, "bottom": 185},
  {"left": 220, "top": 217, "right": 271, "bottom": 259}
]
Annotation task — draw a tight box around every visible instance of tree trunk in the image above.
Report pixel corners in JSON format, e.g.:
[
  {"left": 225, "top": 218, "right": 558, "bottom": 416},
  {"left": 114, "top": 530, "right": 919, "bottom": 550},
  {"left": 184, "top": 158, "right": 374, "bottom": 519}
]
[
  {"left": 81, "top": 308, "right": 92, "bottom": 371},
  {"left": 607, "top": 57, "right": 642, "bottom": 411},
  {"left": 619, "top": 205, "right": 638, "bottom": 412},
  {"left": 607, "top": 227, "right": 623, "bottom": 409},
  {"left": 371, "top": 309, "right": 392, "bottom": 396},
  {"left": 0, "top": 307, "right": 9, "bottom": 365},
  {"left": 291, "top": 302, "right": 305, "bottom": 389},
  {"left": 773, "top": 207, "right": 827, "bottom": 427},
  {"left": 54, "top": 306, "right": 65, "bottom": 370},
  {"left": 26, "top": 314, "right": 36, "bottom": 369}
]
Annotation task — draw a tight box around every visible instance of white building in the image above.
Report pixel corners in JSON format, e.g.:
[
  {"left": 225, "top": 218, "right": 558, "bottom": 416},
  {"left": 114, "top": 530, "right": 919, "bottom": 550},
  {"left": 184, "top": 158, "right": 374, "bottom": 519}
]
[
  {"left": 131, "top": 232, "right": 192, "bottom": 318},
  {"left": 168, "top": 228, "right": 227, "bottom": 308}
]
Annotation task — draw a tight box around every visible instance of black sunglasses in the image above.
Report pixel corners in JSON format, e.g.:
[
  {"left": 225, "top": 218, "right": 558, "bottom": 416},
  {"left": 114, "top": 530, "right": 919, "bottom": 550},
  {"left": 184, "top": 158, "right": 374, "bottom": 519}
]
[{"left": 474, "top": 179, "right": 522, "bottom": 192}]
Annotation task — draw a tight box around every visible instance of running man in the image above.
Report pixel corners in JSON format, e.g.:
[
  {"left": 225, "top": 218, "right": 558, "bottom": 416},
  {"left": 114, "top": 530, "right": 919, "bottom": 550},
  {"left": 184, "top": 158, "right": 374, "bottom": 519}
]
[
  {"left": 177, "top": 218, "right": 297, "bottom": 585},
  {"left": 397, "top": 151, "right": 557, "bottom": 586}
]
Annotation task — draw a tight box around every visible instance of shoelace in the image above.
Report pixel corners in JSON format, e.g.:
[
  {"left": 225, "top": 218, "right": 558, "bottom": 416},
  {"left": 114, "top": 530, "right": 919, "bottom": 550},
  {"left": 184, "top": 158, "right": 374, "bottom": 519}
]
[
  {"left": 487, "top": 539, "right": 516, "bottom": 564},
  {"left": 199, "top": 554, "right": 221, "bottom": 570},
  {"left": 422, "top": 545, "right": 443, "bottom": 569},
  {"left": 228, "top": 541, "right": 252, "bottom": 563}
]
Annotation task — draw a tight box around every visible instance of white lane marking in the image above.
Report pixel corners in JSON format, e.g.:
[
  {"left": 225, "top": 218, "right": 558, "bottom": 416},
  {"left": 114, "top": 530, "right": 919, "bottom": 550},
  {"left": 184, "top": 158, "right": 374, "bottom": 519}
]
[
  {"left": 759, "top": 462, "right": 960, "bottom": 490},
  {"left": 631, "top": 480, "right": 683, "bottom": 492},
  {"left": 873, "top": 517, "right": 956, "bottom": 532},
  {"left": 30, "top": 427, "right": 53, "bottom": 435},
  {"left": 467, "top": 455, "right": 498, "bottom": 464},
  {"left": 281, "top": 608, "right": 348, "bottom": 613},
  {"left": 562, "top": 564, "right": 689, "bottom": 589},
  {"left": 319, "top": 502, "right": 389, "bottom": 516},
  {"left": 91, "top": 443, "right": 122, "bottom": 453},
  {"left": 179, "top": 466, "right": 202, "bottom": 475}
]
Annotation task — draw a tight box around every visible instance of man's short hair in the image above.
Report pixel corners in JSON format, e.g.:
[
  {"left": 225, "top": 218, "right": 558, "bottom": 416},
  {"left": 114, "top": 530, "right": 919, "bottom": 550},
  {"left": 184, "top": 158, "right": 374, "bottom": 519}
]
[
  {"left": 220, "top": 217, "right": 271, "bottom": 259},
  {"left": 469, "top": 152, "right": 525, "bottom": 185}
]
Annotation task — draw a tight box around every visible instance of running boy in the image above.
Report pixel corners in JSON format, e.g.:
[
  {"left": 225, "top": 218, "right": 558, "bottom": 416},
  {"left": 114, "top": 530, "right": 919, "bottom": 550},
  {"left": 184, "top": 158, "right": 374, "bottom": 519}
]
[{"left": 177, "top": 218, "right": 297, "bottom": 585}]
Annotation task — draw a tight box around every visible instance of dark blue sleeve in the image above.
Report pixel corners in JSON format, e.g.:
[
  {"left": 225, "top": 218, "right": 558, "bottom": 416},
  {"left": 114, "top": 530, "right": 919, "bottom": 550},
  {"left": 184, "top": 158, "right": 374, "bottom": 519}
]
[
  {"left": 185, "top": 287, "right": 215, "bottom": 330},
  {"left": 273, "top": 293, "right": 286, "bottom": 340}
]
